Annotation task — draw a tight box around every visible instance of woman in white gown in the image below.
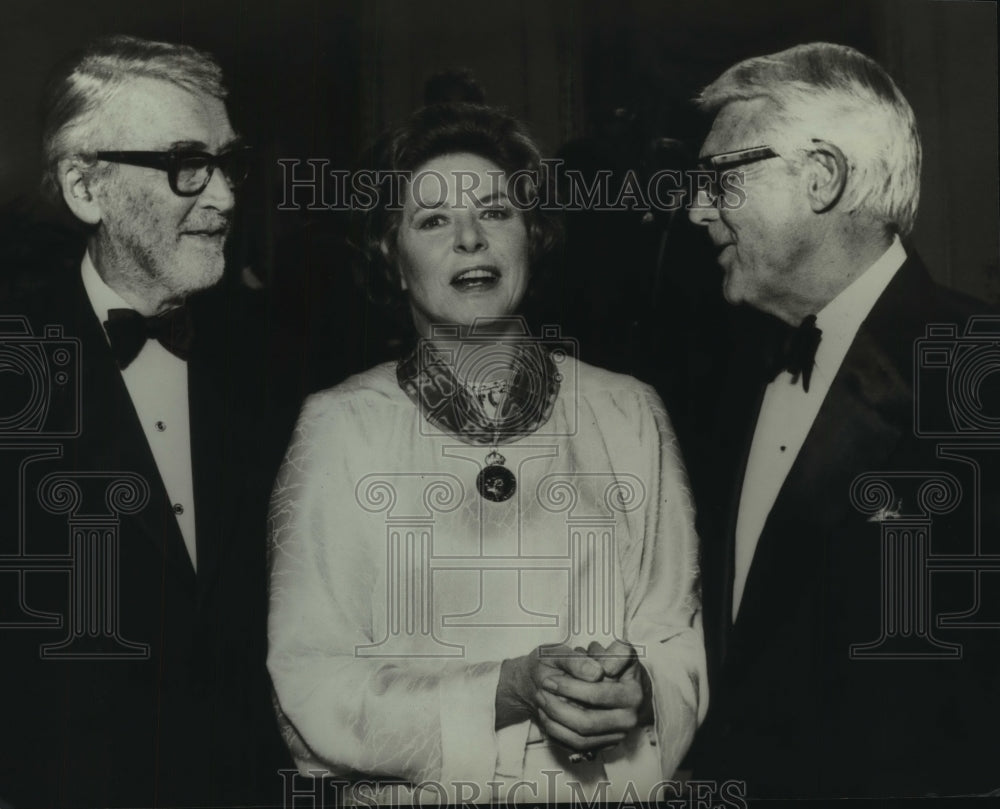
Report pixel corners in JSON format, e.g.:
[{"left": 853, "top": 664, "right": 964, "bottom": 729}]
[{"left": 267, "top": 103, "right": 706, "bottom": 804}]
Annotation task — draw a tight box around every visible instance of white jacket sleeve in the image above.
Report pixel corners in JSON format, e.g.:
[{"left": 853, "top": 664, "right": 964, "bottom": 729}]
[
  {"left": 615, "top": 383, "right": 708, "bottom": 778},
  {"left": 267, "top": 394, "right": 503, "bottom": 789}
]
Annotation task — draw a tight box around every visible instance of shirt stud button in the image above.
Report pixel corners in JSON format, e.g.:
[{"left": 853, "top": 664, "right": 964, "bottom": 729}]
[
  {"left": 155, "top": 421, "right": 166, "bottom": 432},
  {"left": 173, "top": 503, "right": 184, "bottom": 515}
]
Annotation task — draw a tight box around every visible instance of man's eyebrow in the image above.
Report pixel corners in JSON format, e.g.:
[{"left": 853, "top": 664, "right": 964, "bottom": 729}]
[
  {"left": 162, "top": 136, "right": 245, "bottom": 152},
  {"left": 165, "top": 140, "right": 209, "bottom": 151}
]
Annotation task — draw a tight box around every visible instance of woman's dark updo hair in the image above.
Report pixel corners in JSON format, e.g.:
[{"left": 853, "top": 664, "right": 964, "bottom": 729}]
[{"left": 354, "top": 103, "right": 562, "bottom": 311}]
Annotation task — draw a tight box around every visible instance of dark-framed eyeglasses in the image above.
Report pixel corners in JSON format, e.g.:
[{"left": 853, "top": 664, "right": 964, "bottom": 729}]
[
  {"left": 694, "top": 145, "right": 780, "bottom": 203},
  {"left": 94, "top": 145, "right": 253, "bottom": 197}
]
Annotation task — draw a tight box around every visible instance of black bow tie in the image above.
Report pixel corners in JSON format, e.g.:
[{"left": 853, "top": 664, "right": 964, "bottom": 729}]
[
  {"left": 765, "top": 314, "right": 823, "bottom": 392},
  {"left": 104, "top": 306, "right": 194, "bottom": 369}
]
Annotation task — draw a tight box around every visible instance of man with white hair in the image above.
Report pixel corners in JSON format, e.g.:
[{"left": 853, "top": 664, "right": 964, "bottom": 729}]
[
  {"left": 0, "top": 35, "right": 289, "bottom": 807},
  {"left": 687, "top": 42, "right": 999, "bottom": 797}
]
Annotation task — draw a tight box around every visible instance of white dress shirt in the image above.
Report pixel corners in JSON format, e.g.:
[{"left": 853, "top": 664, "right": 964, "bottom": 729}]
[
  {"left": 732, "top": 236, "right": 907, "bottom": 620},
  {"left": 81, "top": 252, "right": 198, "bottom": 570}
]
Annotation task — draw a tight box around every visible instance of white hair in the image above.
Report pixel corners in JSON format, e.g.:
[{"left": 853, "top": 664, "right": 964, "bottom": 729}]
[
  {"left": 40, "top": 34, "right": 227, "bottom": 202},
  {"left": 697, "top": 42, "right": 921, "bottom": 236}
]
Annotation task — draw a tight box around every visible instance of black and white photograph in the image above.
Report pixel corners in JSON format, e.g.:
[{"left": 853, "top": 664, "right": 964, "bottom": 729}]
[{"left": 1, "top": 1, "right": 998, "bottom": 807}]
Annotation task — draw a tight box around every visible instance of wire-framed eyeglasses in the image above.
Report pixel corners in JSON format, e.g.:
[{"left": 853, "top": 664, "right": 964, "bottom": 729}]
[{"left": 694, "top": 145, "right": 780, "bottom": 203}]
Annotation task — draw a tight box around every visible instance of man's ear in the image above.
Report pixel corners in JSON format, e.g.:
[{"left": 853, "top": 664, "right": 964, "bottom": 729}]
[
  {"left": 58, "top": 159, "right": 103, "bottom": 225},
  {"left": 804, "top": 140, "right": 848, "bottom": 214}
]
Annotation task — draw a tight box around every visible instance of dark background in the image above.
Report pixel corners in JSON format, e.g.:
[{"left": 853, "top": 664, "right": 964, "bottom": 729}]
[
  {"left": 2, "top": 0, "right": 997, "bottom": 402},
  {"left": 0, "top": 4, "right": 997, "bottom": 801}
]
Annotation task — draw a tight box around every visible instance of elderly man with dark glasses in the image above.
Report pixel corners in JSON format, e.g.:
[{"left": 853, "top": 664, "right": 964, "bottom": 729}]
[
  {"left": 0, "top": 34, "right": 291, "bottom": 808},
  {"left": 684, "top": 43, "right": 1000, "bottom": 799}
]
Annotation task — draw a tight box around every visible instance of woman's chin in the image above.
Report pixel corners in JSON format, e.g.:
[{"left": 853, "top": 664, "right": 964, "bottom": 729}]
[{"left": 414, "top": 310, "right": 524, "bottom": 339}]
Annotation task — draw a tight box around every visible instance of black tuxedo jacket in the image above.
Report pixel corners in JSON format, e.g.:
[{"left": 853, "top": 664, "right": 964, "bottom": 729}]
[
  {"left": 688, "top": 254, "right": 1000, "bottom": 798},
  {"left": 0, "top": 268, "right": 293, "bottom": 808}
]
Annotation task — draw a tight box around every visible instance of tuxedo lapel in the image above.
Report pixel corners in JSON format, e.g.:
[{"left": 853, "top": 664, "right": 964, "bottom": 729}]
[
  {"left": 697, "top": 310, "right": 780, "bottom": 673},
  {"left": 187, "top": 347, "right": 228, "bottom": 594},
  {"left": 186, "top": 285, "right": 267, "bottom": 598},
  {"left": 726, "top": 258, "right": 928, "bottom": 668},
  {"left": 70, "top": 276, "right": 197, "bottom": 586}
]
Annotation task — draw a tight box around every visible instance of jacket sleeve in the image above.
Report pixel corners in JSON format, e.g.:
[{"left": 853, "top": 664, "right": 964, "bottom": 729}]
[
  {"left": 267, "top": 393, "right": 504, "bottom": 790},
  {"left": 616, "top": 382, "right": 708, "bottom": 778}
]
